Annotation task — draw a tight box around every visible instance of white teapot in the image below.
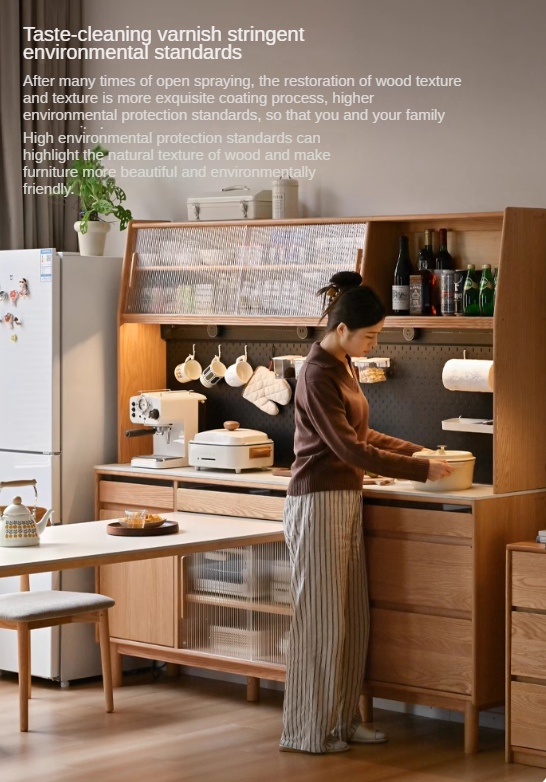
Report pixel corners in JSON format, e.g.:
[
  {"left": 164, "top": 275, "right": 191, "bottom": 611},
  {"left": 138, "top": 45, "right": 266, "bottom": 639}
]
[{"left": 0, "top": 480, "right": 53, "bottom": 547}]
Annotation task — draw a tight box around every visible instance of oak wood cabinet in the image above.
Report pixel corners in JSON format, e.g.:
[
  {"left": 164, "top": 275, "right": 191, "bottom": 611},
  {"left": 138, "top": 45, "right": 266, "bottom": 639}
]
[
  {"left": 95, "top": 467, "right": 545, "bottom": 753},
  {"left": 506, "top": 543, "right": 546, "bottom": 768}
]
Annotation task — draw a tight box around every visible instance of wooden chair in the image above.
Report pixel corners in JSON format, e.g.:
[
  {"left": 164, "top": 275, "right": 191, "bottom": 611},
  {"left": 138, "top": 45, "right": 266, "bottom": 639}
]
[{"left": 0, "top": 590, "right": 115, "bottom": 731}]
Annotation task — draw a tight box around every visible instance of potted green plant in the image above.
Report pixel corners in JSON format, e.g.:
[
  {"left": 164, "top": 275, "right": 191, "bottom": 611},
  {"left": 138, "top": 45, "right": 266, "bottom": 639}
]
[{"left": 65, "top": 145, "right": 132, "bottom": 256}]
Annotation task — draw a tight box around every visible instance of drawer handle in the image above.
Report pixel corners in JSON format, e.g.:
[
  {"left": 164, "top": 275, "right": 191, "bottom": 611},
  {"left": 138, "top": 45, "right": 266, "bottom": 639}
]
[{"left": 249, "top": 446, "right": 272, "bottom": 459}]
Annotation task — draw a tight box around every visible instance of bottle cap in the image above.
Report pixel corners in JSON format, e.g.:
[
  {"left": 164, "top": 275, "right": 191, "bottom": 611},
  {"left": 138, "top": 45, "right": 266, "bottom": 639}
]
[
  {"left": 467, "top": 264, "right": 475, "bottom": 270},
  {"left": 482, "top": 264, "right": 491, "bottom": 269}
]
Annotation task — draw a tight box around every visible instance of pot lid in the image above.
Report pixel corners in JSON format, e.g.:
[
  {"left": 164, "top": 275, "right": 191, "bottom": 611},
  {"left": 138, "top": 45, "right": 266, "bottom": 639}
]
[
  {"left": 191, "top": 421, "right": 271, "bottom": 446},
  {"left": 412, "top": 446, "right": 475, "bottom": 462},
  {"left": 2, "top": 496, "right": 33, "bottom": 519}
]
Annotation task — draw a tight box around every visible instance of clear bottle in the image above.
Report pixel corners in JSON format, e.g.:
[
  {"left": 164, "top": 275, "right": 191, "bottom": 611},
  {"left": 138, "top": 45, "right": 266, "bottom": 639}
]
[
  {"left": 435, "top": 228, "right": 454, "bottom": 270},
  {"left": 392, "top": 235, "right": 413, "bottom": 315},
  {"left": 479, "top": 264, "right": 495, "bottom": 316},
  {"left": 463, "top": 264, "right": 480, "bottom": 315}
]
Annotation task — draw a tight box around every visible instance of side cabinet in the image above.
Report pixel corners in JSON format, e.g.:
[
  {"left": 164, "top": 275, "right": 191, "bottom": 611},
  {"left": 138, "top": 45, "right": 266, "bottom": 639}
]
[{"left": 506, "top": 544, "right": 546, "bottom": 768}]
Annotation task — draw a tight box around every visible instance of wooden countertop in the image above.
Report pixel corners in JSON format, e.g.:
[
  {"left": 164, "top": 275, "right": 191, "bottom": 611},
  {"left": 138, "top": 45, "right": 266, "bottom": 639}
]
[
  {"left": 0, "top": 513, "right": 283, "bottom": 579},
  {"left": 95, "top": 464, "right": 546, "bottom": 501}
]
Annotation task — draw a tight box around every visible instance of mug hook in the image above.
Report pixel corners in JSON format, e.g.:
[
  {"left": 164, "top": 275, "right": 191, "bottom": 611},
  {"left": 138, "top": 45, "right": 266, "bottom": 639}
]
[
  {"left": 217, "top": 344, "right": 221, "bottom": 360},
  {"left": 244, "top": 345, "right": 248, "bottom": 361},
  {"left": 191, "top": 344, "right": 196, "bottom": 359}
]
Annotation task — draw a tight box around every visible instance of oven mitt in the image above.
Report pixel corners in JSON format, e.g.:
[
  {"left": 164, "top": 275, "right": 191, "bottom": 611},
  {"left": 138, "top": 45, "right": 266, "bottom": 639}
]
[{"left": 242, "top": 366, "right": 292, "bottom": 416}]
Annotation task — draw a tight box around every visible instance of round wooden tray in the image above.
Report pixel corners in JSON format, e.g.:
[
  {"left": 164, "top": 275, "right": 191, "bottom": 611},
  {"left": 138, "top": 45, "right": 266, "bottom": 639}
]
[{"left": 106, "top": 520, "right": 179, "bottom": 537}]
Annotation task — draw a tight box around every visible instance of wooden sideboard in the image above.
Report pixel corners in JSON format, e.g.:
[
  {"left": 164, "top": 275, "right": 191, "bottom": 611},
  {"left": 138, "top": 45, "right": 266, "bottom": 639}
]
[
  {"left": 95, "top": 465, "right": 545, "bottom": 752},
  {"left": 506, "top": 542, "right": 546, "bottom": 768}
]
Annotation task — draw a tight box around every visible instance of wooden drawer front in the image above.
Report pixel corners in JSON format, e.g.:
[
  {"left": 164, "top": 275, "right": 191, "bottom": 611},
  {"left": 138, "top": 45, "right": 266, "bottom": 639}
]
[
  {"left": 364, "top": 504, "right": 473, "bottom": 541},
  {"left": 99, "top": 481, "right": 174, "bottom": 511},
  {"left": 511, "top": 681, "right": 546, "bottom": 750},
  {"left": 511, "top": 612, "right": 546, "bottom": 679},
  {"left": 367, "top": 538, "right": 473, "bottom": 613},
  {"left": 176, "top": 488, "right": 284, "bottom": 521},
  {"left": 512, "top": 552, "right": 546, "bottom": 610},
  {"left": 367, "top": 609, "right": 472, "bottom": 695},
  {"left": 99, "top": 558, "right": 175, "bottom": 647}
]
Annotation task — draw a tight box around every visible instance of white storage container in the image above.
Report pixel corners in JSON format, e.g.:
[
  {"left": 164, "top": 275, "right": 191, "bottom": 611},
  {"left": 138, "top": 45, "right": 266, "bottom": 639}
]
[{"left": 187, "top": 186, "right": 272, "bottom": 221}]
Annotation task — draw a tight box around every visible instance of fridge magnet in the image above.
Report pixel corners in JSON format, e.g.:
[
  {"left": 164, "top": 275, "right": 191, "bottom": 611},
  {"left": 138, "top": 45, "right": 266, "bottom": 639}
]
[
  {"left": 11, "top": 335, "right": 17, "bottom": 342},
  {"left": 4, "top": 313, "right": 13, "bottom": 329},
  {"left": 9, "top": 289, "right": 18, "bottom": 305},
  {"left": 14, "top": 317, "right": 22, "bottom": 327},
  {"left": 19, "top": 278, "right": 29, "bottom": 297},
  {"left": 0, "top": 290, "right": 7, "bottom": 302}
]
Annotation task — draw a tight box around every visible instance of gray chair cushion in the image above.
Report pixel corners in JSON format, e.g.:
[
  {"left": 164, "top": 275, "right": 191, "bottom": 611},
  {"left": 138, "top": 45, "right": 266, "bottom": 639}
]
[{"left": 0, "top": 590, "right": 115, "bottom": 623}]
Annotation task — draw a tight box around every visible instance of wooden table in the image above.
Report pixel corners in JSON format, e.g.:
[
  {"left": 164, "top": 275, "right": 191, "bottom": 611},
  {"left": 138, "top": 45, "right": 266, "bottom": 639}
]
[{"left": 0, "top": 513, "right": 284, "bottom": 578}]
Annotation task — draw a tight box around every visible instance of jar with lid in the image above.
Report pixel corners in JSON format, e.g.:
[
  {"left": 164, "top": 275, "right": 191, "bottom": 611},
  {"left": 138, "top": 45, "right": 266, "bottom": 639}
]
[{"left": 272, "top": 177, "right": 299, "bottom": 219}]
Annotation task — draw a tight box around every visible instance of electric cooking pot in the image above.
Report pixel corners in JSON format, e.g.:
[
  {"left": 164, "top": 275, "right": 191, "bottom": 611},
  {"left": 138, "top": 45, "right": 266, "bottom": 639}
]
[
  {"left": 411, "top": 445, "right": 476, "bottom": 492},
  {"left": 189, "top": 421, "right": 274, "bottom": 473}
]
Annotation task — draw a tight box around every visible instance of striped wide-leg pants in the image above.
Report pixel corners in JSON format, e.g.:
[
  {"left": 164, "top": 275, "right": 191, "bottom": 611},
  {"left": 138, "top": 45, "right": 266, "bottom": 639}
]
[{"left": 280, "top": 490, "right": 369, "bottom": 753}]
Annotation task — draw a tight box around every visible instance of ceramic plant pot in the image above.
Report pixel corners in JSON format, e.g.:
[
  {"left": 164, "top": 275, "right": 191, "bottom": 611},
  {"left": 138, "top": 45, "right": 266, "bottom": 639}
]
[{"left": 74, "top": 220, "right": 111, "bottom": 256}]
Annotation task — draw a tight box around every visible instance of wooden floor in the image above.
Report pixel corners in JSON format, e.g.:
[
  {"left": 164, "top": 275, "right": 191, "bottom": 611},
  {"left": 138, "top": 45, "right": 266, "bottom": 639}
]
[{"left": 0, "top": 670, "right": 543, "bottom": 782}]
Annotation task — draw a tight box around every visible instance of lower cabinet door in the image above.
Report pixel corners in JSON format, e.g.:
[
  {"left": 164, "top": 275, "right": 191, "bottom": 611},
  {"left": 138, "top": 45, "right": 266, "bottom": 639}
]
[
  {"left": 511, "top": 681, "right": 546, "bottom": 750},
  {"left": 367, "top": 608, "right": 473, "bottom": 695},
  {"left": 99, "top": 558, "right": 176, "bottom": 647}
]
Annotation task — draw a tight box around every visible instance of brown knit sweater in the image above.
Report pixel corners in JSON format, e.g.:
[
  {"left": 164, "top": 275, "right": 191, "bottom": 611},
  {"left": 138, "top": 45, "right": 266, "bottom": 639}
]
[{"left": 288, "top": 343, "right": 430, "bottom": 496}]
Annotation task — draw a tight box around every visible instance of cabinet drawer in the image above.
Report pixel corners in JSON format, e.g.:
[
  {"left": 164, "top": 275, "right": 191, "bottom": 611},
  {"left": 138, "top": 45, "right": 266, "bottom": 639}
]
[
  {"left": 99, "top": 481, "right": 174, "bottom": 511},
  {"left": 511, "top": 681, "right": 546, "bottom": 750},
  {"left": 99, "top": 558, "right": 176, "bottom": 647},
  {"left": 176, "top": 488, "right": 284, "bottom": 521},
  {"left": 512, "top": 552, "right": 546, "bottom": 610},
  {"left": 364, "top": 504, "right": 473, "bottom": 540},
  {"left": 511, "top": 612, "right": 546, "bottom": 679},
  {"left": 367, "top": 538, "right": 473, "bottom": 612},
  {"left": 367, "top": 608, "right": 472, "bottom": 695}
]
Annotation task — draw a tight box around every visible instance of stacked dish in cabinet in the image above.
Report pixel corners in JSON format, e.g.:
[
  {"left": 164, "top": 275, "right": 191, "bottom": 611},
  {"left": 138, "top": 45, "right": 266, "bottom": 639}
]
[{"left": 182, "top": 542, "right": 292, "bottom": 664}]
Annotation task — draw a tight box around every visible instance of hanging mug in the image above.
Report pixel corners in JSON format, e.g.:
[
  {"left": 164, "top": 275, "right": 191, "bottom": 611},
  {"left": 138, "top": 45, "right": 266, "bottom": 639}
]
[
  {"left": 174, "top": 345, "right": 202, "bottom": 384},
  {"left": 225, "top": 346, "right": 253, "bottom": 387},
  {"left": 200, "top": 346, "right": 227, "bottom": 388}
]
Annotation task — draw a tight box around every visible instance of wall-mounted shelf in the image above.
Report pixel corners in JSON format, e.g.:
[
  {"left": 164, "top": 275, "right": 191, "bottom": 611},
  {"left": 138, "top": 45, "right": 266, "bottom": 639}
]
[
  {"left": 384, "top": 316, "right": 493, "bottom": 330},
  {"left": 442, "top": 418, "right": 494, "bottom": 434}
]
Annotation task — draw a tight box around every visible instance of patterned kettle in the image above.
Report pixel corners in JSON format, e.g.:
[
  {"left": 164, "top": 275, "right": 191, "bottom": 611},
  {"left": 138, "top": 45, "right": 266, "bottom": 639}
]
[{"left": 0, "top": 480, "right": 53, "bottom": 547}]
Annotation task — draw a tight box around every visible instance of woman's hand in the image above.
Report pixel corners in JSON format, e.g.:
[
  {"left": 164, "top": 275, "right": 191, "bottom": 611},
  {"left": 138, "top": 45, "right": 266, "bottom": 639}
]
[{"left": 427, "top": 460, "right": 455, "bottom": 481}]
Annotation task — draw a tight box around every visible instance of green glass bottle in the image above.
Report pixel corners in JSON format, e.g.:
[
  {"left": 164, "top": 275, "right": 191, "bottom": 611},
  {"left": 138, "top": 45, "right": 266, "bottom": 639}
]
[
  {"left": 493, "top": 266, "right": 499, "bottom": 308},
  {"left": 463, "top": 264, "right": 480, "bottom": 315},
  {"left": 479, "top": 264, "right": 495, "bottom": 316}
]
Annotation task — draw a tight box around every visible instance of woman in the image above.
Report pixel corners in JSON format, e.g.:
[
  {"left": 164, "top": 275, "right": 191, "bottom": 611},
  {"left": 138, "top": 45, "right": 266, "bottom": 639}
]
[{"left": 279, "top": 272, "right": 453, "bottom": 755}]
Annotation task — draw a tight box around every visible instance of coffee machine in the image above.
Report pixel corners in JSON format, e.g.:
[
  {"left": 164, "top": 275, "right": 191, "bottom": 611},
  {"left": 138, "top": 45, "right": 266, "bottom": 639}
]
[{"left": 126, "top": 390, "right": 206, "bottom": 469}]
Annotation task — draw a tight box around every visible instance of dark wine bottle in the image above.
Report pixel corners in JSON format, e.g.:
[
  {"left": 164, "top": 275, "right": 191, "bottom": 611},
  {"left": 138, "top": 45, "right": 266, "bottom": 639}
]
[
  {"left": 419, "top": 229, "right": 435, "bottom": 268},
  {"left": 392, "top": 235, "right": 413, "bottom": 315},
  {"left": 435, "top": 228, "right": 454, "bottom": 270}
]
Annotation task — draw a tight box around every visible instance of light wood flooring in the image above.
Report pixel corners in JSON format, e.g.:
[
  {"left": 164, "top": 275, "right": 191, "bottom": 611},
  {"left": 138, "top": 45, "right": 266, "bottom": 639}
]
[{"left": 0, "top": 670, "right": 543, "bottom": 782}]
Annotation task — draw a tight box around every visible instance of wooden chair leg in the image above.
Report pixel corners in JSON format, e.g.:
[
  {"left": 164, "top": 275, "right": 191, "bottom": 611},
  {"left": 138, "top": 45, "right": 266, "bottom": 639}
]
[
  {"left": 19, "top": 575, "right": 31, "bottom": 698},
  {"left": 97, "top": 610, "right": 114, "bottom": 713},
  {"left": 247, "top": 676, "right": 260, "bottom": 702},
  {"left": 17, "top": 623, "right": 30, "bottom": 732}
]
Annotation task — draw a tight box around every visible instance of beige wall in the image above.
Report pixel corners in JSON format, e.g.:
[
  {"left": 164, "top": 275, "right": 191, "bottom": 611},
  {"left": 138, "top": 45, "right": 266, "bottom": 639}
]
[{"left": 82, "top": 0, "right": 546, "bottom": 256}]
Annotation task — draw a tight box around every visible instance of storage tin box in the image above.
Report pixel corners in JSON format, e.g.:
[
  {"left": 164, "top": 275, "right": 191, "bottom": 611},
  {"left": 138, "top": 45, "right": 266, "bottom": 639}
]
[{"left": 187, "top": 186, "right": 272, "bottom": 221}]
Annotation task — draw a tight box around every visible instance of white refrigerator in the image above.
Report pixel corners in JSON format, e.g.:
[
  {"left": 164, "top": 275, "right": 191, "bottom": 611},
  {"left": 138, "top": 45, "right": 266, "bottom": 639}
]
[{"left": 0, "top": 249, "right": 122, "bottom": 681}]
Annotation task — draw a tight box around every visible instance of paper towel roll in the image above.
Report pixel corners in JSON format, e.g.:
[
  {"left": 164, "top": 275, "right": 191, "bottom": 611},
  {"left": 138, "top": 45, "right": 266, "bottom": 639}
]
[{"left": 442, "top": 359, "right": 494, "bottom": 393}]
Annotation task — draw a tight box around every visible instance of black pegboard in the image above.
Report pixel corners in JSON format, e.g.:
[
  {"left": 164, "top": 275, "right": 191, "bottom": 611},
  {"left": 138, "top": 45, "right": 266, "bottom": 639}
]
[{"left": 166, "top": 339, "right": 493, "bottom": 483}]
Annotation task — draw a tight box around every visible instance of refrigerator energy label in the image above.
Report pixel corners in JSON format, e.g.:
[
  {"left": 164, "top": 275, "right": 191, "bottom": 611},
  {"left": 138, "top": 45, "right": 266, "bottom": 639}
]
[{"left": 40, "top": 248, "right": 52, "bottom": 282}]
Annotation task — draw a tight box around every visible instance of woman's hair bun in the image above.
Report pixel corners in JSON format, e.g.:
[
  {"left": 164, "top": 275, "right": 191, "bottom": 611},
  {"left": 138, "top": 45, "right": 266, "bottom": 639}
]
[{"left": 329, "top": 271, "right": 362, "bottom": 289}]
